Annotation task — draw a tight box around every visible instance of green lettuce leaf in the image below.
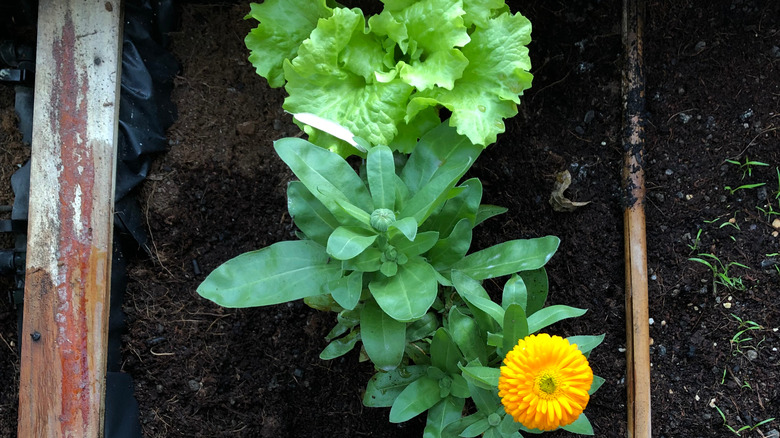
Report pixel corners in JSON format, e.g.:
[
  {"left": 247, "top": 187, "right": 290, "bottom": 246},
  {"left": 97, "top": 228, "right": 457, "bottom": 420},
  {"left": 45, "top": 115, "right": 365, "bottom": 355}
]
[
  {"left": 369, "top": 0, "right": 471, "bottom": 90},
  {"left": 244, "top": 0, "right": 332, "bottom": 88},
  {"left": 283, "top": 8, "right": 413, "bottom": 152},
  {"left": 407, "top": 11, "right": 533, "bottom": 146}
]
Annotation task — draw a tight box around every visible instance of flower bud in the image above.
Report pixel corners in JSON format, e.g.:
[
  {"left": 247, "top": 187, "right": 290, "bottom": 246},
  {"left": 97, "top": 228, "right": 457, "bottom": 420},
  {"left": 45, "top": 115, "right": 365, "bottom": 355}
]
[{"left": 370, "top": 208, "right": 396, "bottom": 232}]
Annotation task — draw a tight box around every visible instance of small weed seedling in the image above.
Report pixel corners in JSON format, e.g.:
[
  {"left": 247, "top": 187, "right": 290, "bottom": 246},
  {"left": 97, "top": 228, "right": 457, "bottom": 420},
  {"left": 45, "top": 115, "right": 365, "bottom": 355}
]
[
  {"left": 689, "top": 253, "right": 749, "bottom": 294},
  {"left": 729, "top": 314, "right": 763, "bottom": 357},
  {"left": 725, "top": 156, "right": 769, "bottom": 180},
  {"left": 724, "top": 182, "right": 766, "bottom": 196},
  {"left": 687, "top": 229, "right": 703, "bottom": 253},
  {"left": 713, "top": 404, "right": 774, "bottom": 436}
]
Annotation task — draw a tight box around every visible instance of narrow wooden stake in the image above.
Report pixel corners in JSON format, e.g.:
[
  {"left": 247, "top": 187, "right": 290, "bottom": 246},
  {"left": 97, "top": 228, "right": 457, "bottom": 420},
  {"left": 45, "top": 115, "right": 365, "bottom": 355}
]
[
  {"left": 622, "top": 0, "right": 651, "bottom": 437},
  {"left": 17, "top": 1, "right": 122, "bottom": 437}
]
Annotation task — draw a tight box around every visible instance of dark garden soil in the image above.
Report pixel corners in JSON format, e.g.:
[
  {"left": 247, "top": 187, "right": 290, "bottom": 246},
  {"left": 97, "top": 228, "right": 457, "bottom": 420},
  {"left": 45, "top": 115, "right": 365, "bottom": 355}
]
[{"left": 1, "top": 1, "right": 780, "bottom": 437}]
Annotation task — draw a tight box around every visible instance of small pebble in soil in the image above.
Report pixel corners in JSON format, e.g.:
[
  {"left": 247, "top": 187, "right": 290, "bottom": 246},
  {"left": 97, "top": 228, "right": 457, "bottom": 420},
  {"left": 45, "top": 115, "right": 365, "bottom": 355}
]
[
  {"left": 694, "top": 41, "right": 706, "bottom": 51},
  {"left": 583, "top": 110, "right": 595, "bottom": 124},
  {"left": 657, "top": 345, "right": 667, "bottom": 356},
  {"left": 765, "top": 430, "right": 779, "bottom": 438},
  {"left": 723, "top": 302, "right": 732, "bottom": 309},
  {"left": 687, "top": 345, "right": 696, "bottom": 357},
  {"left": 575, "top": 125, "right": 585, "bottom": 135},
  {"left": 665, "top": 169, "right": 673, "bottom": 176},
  {"left": 760, "top": 258, "right": 777, "bottom": 269},
  {"left": 740, "top": 108, "right": 754, "bottom": 121},
  {"left": 746, "top": 350, "right": 758, "bottom": 361},
  {"left": 188, "top": 380, "right": 201, "bottom": 392},
  {"left": 678, "top": 113, "right": 692, "bottom": 124},
  {"left": 772, "top": 218, "right": 780, "bottom": 229},
  {"left": 649, "top": 318, "right": 655, "bottom": 325},
  {"left": 772, "top": 46, "right": 780, "bottom": 58}
]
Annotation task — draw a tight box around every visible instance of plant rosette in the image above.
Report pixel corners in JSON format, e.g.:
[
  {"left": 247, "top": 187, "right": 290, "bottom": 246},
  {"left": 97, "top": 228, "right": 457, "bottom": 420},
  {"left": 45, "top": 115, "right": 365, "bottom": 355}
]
[
  {"left": 244, "top": 0, "right": 533, "bottom": 156},
  {"left": 197, "top": 121, "right": 603, "bottom": 436}
]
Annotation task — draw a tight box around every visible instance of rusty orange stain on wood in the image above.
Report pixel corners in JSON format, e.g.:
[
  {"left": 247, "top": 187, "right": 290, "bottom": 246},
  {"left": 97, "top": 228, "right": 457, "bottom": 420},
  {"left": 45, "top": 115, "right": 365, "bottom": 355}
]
[{"left": 49, "top": 9, "right": 96, "bottom": 435}]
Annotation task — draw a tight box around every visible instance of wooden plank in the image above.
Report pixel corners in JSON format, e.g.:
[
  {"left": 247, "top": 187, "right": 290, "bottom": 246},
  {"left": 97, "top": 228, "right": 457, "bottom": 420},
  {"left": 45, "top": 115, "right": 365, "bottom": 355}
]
[
  {"left": 17, "top": 1, "right": 122, "bottom": 437},
  {"left": 621, "top": 0, "right": 652, "bottom": 437}
]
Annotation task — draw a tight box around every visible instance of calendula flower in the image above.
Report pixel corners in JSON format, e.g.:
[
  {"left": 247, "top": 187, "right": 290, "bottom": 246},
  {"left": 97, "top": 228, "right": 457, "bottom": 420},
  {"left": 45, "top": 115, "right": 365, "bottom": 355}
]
[{"left": 498, "top": 333, "right": 593, "bottom": 431}]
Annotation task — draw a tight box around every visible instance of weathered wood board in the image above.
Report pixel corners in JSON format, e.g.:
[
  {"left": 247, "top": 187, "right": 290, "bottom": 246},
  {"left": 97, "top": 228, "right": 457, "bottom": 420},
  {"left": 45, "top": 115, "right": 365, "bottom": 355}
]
[{"left": 17, "top": 1, "right": 122, "bottom": 436}]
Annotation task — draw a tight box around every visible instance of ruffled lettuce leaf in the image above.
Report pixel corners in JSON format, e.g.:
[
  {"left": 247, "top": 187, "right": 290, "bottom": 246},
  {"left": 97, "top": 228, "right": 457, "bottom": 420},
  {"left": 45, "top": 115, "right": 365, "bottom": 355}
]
[
  {"left": 407, "top": 12, "right": 533, "bottom": 146},
  {"left": 369, "top": 0, "right": 471, "bottom": 91},
  {"left": 283, "top": 8, "right": 413, "bottom": 155},
  {"left": 244, "top": 0, "right": 332, "bottom": 88},
  {"left": 462, "top": 0, "right": 507, "bottom": 27}
]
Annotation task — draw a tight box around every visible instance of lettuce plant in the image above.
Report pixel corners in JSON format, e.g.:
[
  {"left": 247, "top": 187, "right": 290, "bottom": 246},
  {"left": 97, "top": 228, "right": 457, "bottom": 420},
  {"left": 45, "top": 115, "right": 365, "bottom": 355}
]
[{"left": 244, "top": 0, "right": 533, "bottom": 155}]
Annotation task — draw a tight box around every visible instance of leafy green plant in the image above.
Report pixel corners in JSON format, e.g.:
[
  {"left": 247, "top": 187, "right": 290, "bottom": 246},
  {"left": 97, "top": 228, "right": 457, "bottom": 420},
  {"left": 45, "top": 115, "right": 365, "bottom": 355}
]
[
  {"left": 729, "top": 314, "right": 763, "bottom": 357},
  {"left": 198, "top": 123, "right": 602, "bottom": 436},
  {"left": 725, "top": 156, "right": 769, "bottom": 179},
  {"left": 686, "top": 228, "right": 703, "bottom": 253},
  {"left": 724, "top": 182, "right": 766, "bottom": 195},
  {"left": 244, "top": 0, "right": 533, "bottom": 155},
  {"left": 713, "top": 404, "right": 775, "bottom": 436},
  {"left": 688, "top": 253, "right": 749, "bottom": 293}
]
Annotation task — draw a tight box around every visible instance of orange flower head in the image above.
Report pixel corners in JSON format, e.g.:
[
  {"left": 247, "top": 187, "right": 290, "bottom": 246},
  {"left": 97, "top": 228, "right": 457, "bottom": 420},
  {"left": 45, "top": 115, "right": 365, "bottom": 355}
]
[{"left": 498, "top": 333, "right": 593, "bottom": 431}]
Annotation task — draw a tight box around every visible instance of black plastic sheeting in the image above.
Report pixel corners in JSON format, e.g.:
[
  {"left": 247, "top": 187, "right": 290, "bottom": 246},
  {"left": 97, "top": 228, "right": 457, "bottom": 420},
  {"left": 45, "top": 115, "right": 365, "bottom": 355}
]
[{"left": 2, "top": 1, "right": 178, "bottom": 436}]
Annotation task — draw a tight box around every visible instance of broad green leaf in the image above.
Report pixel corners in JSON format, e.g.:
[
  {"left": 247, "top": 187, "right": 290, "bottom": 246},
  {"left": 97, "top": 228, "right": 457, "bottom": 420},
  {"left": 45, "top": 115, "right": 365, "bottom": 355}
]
[
  {"left": 393, "top": 230, "right": 440, "bottom": 256},
  {"left": 425, "top": 178, "right": 482, "bottom": 236},
  {"left": 561, "top": 413, "right": 594, "bottom": 435},
  {"left": 287, "top": 181, "right": 339, "bottom": 247},
  {"left": 361, "top": 299, "right": 407, "bottom": 370},
  {"left": 498, "top": 411, "right": 522, "bottom": 435},
  {"left": 329, "top": 195, "right": 373, "bottom": 227},
  {"left": 519, "top": 268, "right": 548, "bottom": 316},
  {"left": 474, "top": 204, "right": 508, "bottom": 226},
  {"left": 389, "top": 376, "right": 443, "bottom": 423},
  {"left": 324, "top": 309, "right": 359, "bottom": 341},
  {"left": 389, "top": 106, "right": 441, "bottom": 154},
  {"left": 363, "top": 365, "right": 428, "bottom": 407},
  {"left": 406, "top": 312, "right": 440, "bottom": 341},
  {"left": 303, "top": 293, "right": 343, "bottom": 312},
  {"left": 284, "top": 8, "right": 413, "bottom": 150},
  {"left": 452, "top": 236, "right": 560, "bottom": 280},
  {"left": 466, "top": 380, "right": 500, "bottom": 413},
  {"left": 502, "top": 304, "right": 528, "bottom": 353},
  {"left": 452, "top": 271, "right": 505, "bottom": 327},
  {"left": 459, "top": 364, "right": 500, "bottom": 389},
  {"left": 407, "top": 12, "right": 533, "bottom": 146},
  {"left": 327, "top": 226, "right": 378, "bottom": 260},
  {"left": 275, "top": 137, "right": 373, "bottom": 213},
  {"left": 329, "top": 270, "right": 363, "bottom": 310},
  {"left": 244, "top": 0, "right": 332, "bottom": 88},
  {"left": 343, "top": 247, "right": 382, "bottom": 272},
  {"left": 390, "top": 216, "right": 418, "bottom": 241},
  {"left": 427, "top": 218, "right": 473, "bottom": 270},
  {"left": 501, "top": 274, "right": 527, "bottom": 311},
  {"left": 369, "top": 257, "right": 438, "bottom": 322},
  {"left": 526, "top": 305, "right": 587, "bottom": 333},
  {"left": 441, "top": 413, "right": 484, "bottom": 437},
  {"left": 367, "top": 145, "right": 396, "bottom": 209},
  {"left": 320, "top": 329, "right": 360, "bottom": 360},
  {"left": 460, "top": 418, "right": 491, "bottom": 438},
  {"left": 486, "top": 332, "right": 502, "bottom": 348},
  {"left": 198, "top": 240, "right": 340, "bottom": 307},
  {"left": 394, "top": 174, "right": 411, "bottom": 210},
  {"left": 447, "top": 306, "right": 487, "bottom": 364},
  {"left": 423, "top": 397, "right": 465, "bottom": 438},
  {"left": 400, "top": 122, "right": 482, "bottom": 195},
  {"left": 400, "top": 155, "right": 479, "bottom": 225},
  {"left": 589, "top": 375, "right": 606, "bottom": 395},
  {"left": 566, "top": 334, "right": 605, "bottom": 358},
  {"left": 450, "top": 374, "right": 470, "bottom": 399},
  {"left": 431, "top": 328, "right": 463, "bottom": 375}
]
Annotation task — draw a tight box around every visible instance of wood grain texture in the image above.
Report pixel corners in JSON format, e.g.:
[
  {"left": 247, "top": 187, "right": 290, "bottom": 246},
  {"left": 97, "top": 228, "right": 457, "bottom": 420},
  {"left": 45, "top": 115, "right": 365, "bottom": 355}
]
[
  {"left": 17, "top": 1, "right": 122, "bottom": 437},
  {"left": 622, "top": 0, "right": 651, "bottom": 437}
]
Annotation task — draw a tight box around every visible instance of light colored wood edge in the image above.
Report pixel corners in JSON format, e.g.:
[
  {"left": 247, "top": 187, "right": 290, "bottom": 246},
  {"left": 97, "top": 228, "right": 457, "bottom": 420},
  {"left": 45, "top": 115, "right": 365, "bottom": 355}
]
[{"left": 18, "top": 1, "right": 122, "bottom": 437}]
